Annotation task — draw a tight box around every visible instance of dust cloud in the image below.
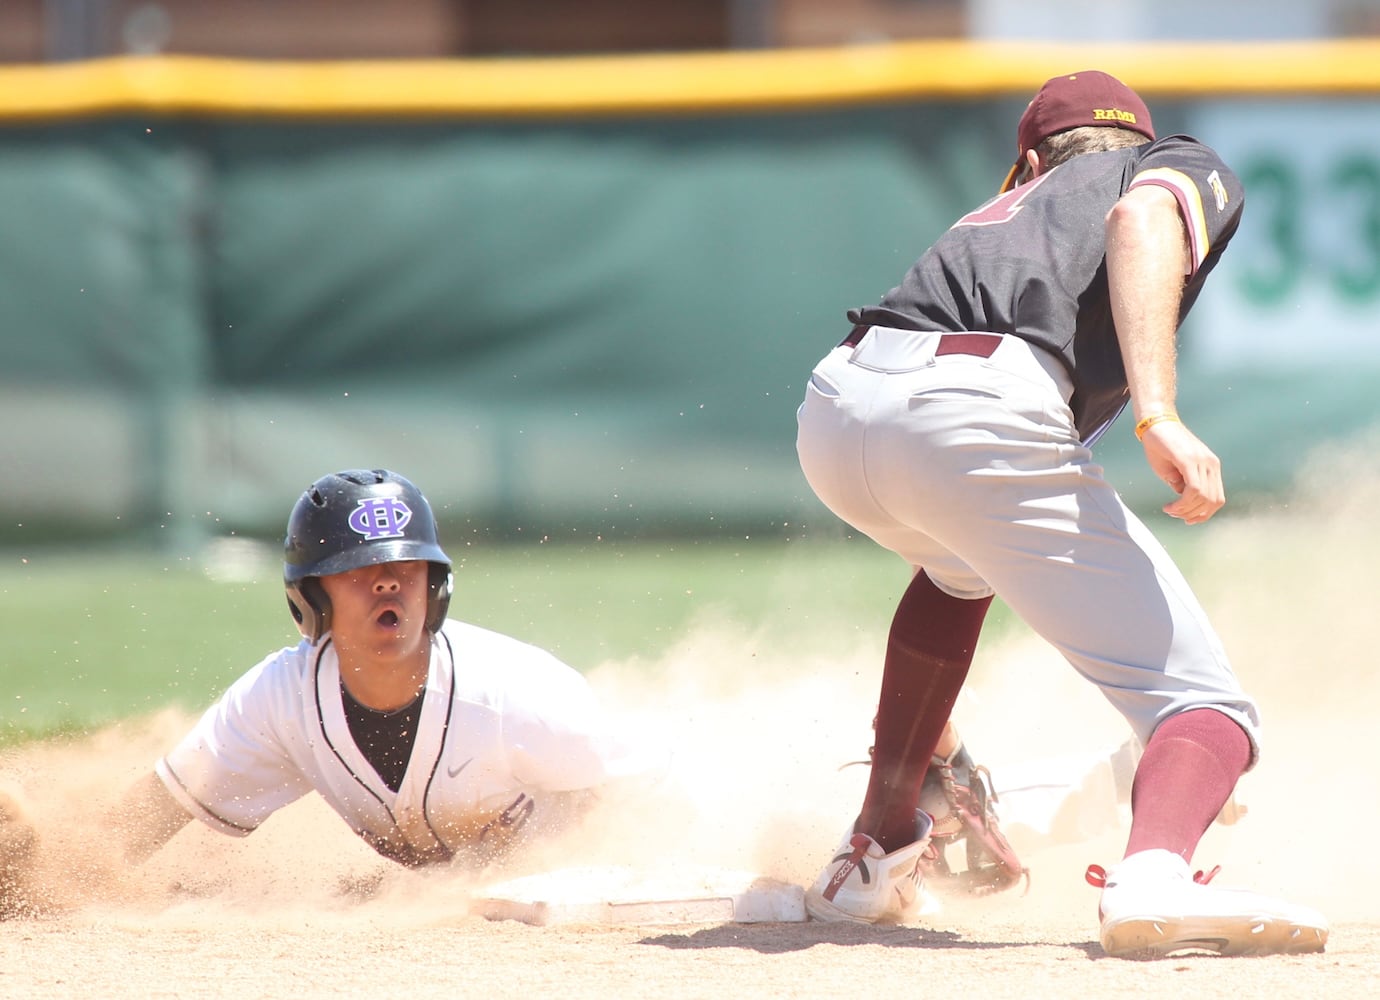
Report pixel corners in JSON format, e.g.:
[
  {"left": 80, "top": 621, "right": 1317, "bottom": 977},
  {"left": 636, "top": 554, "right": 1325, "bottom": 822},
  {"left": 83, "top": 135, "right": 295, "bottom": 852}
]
[{"left": 2, "top": 454, "right": 1376, "bottom": 934}]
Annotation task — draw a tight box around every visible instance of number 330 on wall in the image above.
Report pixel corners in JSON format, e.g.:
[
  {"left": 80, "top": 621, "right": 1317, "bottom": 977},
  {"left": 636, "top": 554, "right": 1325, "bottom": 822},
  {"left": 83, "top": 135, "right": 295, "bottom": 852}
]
[{"left": 1236, "top": 154, "right": 1380, "bottom": 305}]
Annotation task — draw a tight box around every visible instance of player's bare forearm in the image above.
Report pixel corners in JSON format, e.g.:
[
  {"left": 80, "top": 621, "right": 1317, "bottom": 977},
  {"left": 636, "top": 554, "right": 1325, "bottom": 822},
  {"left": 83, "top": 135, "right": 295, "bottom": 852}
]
[
  {"left": 1105, "top": 184, "right": 1188, "bottom": 423},
  {"left": 0, "top": 789, "right": 38, "bottom": 917},
  {"left": 1105, "top": 185, "right": 1224, "bottom": 522},
  {"left": 113, "top": 772, "right": 194, "bottom": 865},
  {"left": 935, "top": 720, "right": 961, "bottom": 760}
]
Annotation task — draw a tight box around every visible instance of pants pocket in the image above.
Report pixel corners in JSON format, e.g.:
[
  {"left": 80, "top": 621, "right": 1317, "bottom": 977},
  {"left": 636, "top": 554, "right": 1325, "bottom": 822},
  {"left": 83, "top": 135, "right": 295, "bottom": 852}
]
[
  {"left": 807, "top": 370, "right": 841, "bottom": 399},
  {"left": 908, "top": 385, "right": 1003, "bottom": 402}
]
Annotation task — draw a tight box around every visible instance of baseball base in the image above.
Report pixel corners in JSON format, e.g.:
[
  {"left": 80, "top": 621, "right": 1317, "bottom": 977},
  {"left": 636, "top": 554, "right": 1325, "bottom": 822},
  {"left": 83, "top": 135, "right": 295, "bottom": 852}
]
[{"left": 473, "top": 865, "right": 806, "bottom": 926}]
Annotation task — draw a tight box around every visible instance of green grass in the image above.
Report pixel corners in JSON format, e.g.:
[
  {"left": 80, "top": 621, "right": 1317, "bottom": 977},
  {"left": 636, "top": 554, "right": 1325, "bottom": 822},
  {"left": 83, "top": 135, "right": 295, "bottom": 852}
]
[
  {"left": 1, "top": 521, "right": 1208, "bottom": 749},
  {"left": 0, "top": 537, "right": 910, "bottom": 746},
  {"left": 1, "top": 548, "right": 290, "bottom": 746}
]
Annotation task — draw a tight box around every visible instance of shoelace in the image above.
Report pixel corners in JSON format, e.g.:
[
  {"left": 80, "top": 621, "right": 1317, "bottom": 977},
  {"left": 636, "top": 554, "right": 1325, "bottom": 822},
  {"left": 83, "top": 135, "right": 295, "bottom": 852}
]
[{"left": 1085, "top": 862, "right": 1222, "bottom": 888}]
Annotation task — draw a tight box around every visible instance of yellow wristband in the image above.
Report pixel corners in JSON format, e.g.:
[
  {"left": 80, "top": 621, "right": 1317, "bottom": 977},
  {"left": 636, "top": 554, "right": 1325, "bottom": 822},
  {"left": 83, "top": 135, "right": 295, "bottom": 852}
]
[{"left": 1134, "top": 413, "right": 1180, "bottom": 441}]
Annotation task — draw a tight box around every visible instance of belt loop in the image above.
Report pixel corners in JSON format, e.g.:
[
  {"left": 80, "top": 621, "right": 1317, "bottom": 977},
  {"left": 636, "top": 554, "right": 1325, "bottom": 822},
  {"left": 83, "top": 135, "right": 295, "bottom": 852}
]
[
  {"left": 935, "top": 333, "right": 1001, "bottom": 359},
  {"left": 840, "top": 324, "right": 871, "bottom": 348}
]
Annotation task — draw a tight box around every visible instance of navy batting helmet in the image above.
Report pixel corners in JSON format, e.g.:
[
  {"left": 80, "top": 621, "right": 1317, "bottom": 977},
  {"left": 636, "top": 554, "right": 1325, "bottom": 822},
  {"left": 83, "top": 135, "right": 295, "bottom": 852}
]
[{"left": 283, "top": 469, "right": 453, "bottom": 643}]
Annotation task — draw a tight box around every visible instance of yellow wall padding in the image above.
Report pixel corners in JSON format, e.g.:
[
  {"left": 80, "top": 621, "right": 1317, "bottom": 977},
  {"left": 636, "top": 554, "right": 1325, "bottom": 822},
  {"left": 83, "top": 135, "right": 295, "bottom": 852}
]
[{"left": 3, "top": 40, "right": 1380, "bottom": 121}]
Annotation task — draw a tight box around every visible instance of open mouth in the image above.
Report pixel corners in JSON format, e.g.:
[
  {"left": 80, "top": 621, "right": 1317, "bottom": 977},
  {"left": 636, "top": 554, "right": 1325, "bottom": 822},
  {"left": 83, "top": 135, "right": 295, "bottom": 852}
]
[{"left": 376, "top": 609, "right": 400, "bottom": 628}]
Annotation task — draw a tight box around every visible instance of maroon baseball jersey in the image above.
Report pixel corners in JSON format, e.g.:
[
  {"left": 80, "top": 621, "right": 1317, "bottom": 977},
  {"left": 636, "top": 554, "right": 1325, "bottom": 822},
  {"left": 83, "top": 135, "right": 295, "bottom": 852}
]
[{"left": 848, "top": 135, "right": 1245, "bottom": 443}]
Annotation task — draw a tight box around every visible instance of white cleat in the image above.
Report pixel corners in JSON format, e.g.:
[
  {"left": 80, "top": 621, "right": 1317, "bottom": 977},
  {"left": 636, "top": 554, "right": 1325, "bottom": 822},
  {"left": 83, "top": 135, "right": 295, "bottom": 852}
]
[
  {"left": 1089, "top": 849, "right": 1329, "bottom": 959},
  {"left": 805, "top": 813, "right": 936, "bottom": 924}
]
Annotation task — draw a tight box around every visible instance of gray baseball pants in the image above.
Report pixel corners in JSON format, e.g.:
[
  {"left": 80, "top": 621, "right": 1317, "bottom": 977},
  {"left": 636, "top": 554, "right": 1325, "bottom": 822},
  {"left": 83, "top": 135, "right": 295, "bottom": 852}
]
[{"left": 795, "top": 326, "right": 1261, "bottom": 760}]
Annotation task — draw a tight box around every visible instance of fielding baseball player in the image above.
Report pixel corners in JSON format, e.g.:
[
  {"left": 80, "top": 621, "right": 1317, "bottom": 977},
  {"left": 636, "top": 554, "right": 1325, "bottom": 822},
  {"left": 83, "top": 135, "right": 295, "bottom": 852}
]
[
  {"left": 794, "top": 70, "right": 1328, "bottom": 957},
  {"left": 114, "top": 468, "right": 656, "bottom": 870}
]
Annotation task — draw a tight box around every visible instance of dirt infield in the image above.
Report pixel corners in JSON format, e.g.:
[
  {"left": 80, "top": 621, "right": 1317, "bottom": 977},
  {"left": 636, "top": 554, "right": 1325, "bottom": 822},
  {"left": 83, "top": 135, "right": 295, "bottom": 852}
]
[
  {"left": 3, "top": 479, "right": 1378, "bottom": 998},
  {"left": 2, "top": 897, "right": 1375, "bottom": 999}
]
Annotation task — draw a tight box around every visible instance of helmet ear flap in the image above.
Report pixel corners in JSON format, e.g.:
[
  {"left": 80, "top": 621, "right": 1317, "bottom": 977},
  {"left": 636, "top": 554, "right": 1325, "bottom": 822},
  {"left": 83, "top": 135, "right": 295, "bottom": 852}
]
[
  {"left": 426, "top": 564, "right": 453, "bottom": 634},
  {"left": 286, "top": 578, "right": 332, "bottom": 643}
]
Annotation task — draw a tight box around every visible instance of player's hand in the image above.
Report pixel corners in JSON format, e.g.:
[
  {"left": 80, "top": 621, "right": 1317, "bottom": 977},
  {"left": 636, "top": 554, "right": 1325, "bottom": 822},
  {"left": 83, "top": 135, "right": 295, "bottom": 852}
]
[
  {"left": 1140, "top": 420, "right": 1224, "bottom": 525},
  {"left": 0, "top": 789, "right": 38, "bottom": 918}
]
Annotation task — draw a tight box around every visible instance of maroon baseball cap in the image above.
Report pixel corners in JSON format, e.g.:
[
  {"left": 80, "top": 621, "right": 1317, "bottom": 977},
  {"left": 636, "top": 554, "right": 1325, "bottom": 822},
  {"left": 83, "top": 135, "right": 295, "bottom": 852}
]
[{"left": 999, "top": 70, "right": 1155, "bottom": 193}]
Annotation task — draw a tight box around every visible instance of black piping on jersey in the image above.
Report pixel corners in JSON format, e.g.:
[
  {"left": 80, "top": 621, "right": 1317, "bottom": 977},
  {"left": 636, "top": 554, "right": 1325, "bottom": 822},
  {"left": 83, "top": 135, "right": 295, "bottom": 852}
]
[
  {"left": 418, "top": 628, "right": 458, "bottom": 855},
  {"left": 159, "top": 757, "right": 259, "bottom": 835},
  {"left": 312, "top": 637, "right": 399, "bottom": 834},
  {"left": 312, "top": 632, "right": 458, "bottom": 861}
]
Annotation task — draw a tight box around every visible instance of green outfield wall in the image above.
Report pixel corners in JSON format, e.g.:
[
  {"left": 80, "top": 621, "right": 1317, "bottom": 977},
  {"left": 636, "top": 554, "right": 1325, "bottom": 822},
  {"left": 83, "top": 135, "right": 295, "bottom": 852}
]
[{"left": 3, "top": 43, "right": 1380, "bottom": 548}]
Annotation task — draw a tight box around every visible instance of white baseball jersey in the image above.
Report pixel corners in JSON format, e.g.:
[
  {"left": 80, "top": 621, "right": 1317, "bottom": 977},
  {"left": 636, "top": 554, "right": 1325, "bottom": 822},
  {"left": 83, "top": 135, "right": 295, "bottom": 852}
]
[{"left": 156, "top": 619, "right": 655, "bottom": 866}]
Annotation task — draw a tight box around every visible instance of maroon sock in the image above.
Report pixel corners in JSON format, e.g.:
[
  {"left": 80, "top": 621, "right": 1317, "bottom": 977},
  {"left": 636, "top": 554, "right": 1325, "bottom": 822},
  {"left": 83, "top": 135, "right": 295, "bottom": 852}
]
[
  {"left": 857, "top": 571, "right": 991, "bottom": 852},
  {"left": 1124, "top": 708, "right": 1252, "bottom": 861}
]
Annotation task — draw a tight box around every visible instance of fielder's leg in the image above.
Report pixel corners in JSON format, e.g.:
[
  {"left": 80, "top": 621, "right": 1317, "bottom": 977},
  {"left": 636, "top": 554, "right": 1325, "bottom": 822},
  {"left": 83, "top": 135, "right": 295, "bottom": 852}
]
[
  {"left": 859, "top": 570, "right": 991, "bottom": 852},
  {"left": 805, "top": 571, "right": 991, "bottom": 923},
  {"left": 1125, "top": 707, "right": 1249, "bottom": 860}
]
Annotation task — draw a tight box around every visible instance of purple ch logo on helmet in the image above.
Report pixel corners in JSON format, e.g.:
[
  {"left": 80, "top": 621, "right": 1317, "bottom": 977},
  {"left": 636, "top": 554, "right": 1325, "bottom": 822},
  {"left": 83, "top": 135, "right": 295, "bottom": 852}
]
[
  {"left": 347, "top": 497, "right": 413, "bottom": 540},
  {"left": 284, "top": 469, "right": 453, "bottom": 643}
]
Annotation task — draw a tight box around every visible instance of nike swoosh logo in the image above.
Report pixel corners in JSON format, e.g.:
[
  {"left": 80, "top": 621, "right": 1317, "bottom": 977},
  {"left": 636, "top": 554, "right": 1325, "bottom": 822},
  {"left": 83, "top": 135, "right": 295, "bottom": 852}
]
[{"left": 446, "top": 757, "right": 475, "bottom": 779}]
